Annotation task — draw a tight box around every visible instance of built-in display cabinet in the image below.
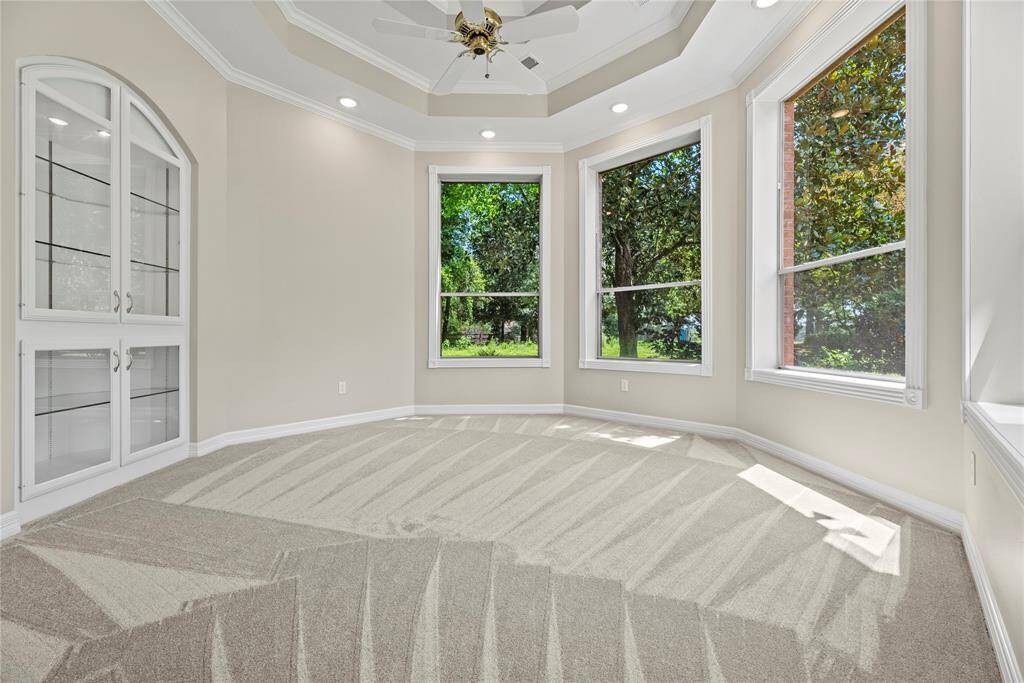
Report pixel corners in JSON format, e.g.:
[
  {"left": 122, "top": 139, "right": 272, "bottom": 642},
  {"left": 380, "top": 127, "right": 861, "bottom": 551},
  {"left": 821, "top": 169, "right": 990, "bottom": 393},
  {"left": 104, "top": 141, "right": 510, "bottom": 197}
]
[{"left": 17, "top": 59, "right": 189, "bottom": 512}]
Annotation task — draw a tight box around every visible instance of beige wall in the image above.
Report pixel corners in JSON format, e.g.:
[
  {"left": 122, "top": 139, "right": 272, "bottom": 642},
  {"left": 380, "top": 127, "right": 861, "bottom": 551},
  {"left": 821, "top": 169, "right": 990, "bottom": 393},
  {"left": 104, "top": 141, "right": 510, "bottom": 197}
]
[
  {"left": 224, "top": 85, "right": 414, "bottom": 430},
  {"left": 562, "top": 91, "right": 740, "bottom": 427},
  {"left": 733, "top": 0, "right": 967, "bottom": 511},
  {"left": 0, "top": 2, "right": 417, "bottom": 513},
  {"left": 964, "top": 427, "right": 1024, "bottom": 667},
  {"left": 1, "top": 1, "right": 229, "bottom": 513},
  {"left": 412, "top": 151, "right": 565, "bottom": 407}
]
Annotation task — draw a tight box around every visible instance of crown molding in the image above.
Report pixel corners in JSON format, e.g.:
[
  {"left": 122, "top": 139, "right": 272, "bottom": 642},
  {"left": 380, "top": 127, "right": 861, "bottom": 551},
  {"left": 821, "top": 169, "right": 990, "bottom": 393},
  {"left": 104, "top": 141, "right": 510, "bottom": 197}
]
[
  {"left": 146, "top": 0, "right": 417, "bottom": 150},
  {"left": 276, "top": 0, "right": 434, "bottom": 92},
  {"left": 731, "top": 0, "right": 820, "bottom": 86}
]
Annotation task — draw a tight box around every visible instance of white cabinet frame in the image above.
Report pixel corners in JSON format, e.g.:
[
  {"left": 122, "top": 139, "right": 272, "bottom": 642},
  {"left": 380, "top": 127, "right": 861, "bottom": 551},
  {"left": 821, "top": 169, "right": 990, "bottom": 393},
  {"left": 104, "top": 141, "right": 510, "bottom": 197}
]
[
  {"left": 120, "top": 92, "right": 190, "bottom": 326},
  {"left": 121, "top": 334, "right": 187, "bottom": 465},
  {"left": 19, "top": 66, "right": 123, "bottom": 323},
  {"left": 16, "top": 58, "right": 191, "bottom": 511},
  {"left": 19, "top": 338, "right": 121, "bottom": 500}
]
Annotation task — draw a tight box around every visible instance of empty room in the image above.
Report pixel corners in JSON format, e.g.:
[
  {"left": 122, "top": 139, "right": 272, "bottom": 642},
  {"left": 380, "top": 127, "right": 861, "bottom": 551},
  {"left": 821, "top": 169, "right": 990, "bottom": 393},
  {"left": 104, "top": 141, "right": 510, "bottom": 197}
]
[{"left": 1, "top": 0, "right": 1022, "bottom": 680}]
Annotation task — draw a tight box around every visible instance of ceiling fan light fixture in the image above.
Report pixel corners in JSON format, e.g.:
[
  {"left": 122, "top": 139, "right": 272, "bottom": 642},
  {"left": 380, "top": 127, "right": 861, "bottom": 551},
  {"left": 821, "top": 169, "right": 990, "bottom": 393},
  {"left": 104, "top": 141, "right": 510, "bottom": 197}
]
[
  {"left": 611, "top": 102, "right": 629, "bottom": 114},
  {"left": 752, "top": 0, "right": 779, "bottom": 8},
  {"left": 480, "top": 129, "right": 496, "bottom": 139},
  {"left": 338, "top": 97, "right": 358, "bottom": 109}
]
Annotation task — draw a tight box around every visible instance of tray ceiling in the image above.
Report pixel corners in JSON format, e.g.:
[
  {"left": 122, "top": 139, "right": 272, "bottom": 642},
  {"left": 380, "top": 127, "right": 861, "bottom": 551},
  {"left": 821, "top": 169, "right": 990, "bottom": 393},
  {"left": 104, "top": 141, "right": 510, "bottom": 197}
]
[{"left": 151, "top": 0, "right": 817, "bottom": 150}]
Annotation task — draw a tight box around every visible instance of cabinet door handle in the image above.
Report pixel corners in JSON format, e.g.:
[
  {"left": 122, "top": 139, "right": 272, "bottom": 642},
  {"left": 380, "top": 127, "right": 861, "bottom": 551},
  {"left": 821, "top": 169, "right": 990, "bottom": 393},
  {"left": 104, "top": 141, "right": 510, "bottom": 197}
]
[
  {"left": 112, "top": 350, "right": 120, "bottom": 373},
  {"left": 125, "top": 351, "right": 133, "bottom": 371},
  {"left": 113, "top": 289, "right": 121, "bottom": 313},
  {"left": 125, "top": 292, "right": 134, "bottom": 314}
]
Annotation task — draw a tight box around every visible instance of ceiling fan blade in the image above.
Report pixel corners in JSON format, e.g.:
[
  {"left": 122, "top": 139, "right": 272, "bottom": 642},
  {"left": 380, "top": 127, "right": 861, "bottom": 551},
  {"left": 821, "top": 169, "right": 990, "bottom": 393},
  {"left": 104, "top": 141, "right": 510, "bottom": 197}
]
[
  {"left": 371, "top": 17, "right": 457, "bottom": 41},
  {"left": 433, "top": 55, "right": 473, "bottom": 95},
  {"left": 500, "top": 6, "right": 579, "bottom": 43},
  {"left": 459, "top": 0, "right": 485, "bottom": 24},
  {"left": 494, "top": 51, "right": 546, "bottom": 95}
]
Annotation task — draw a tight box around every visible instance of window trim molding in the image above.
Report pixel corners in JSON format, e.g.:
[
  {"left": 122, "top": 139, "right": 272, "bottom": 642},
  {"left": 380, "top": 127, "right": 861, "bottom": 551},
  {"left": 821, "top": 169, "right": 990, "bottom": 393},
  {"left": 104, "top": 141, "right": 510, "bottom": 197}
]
[
  {"left": 427, "top": 165, "right": 552, "bottom": 369},
  {"left": 744, "top": 0, "right": 926, "bottom": 408},
  {"left": 578, "top": 116, "right": 713, "bottom": 376}
]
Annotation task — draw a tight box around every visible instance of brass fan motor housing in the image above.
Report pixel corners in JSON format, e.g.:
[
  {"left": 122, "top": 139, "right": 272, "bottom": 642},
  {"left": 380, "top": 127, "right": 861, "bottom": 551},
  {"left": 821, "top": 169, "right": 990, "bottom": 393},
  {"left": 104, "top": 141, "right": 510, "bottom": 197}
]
[{"left": 454, "top": 8, "right": 504, "bottom": 57}]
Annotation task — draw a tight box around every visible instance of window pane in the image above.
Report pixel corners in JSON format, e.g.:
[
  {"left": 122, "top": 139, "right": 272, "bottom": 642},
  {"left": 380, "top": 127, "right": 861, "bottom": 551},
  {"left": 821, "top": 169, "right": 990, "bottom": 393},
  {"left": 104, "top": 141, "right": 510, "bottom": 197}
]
[
  {"left": 786, "top": 13, "right": 905, "bottom": 266},
  {"left": 130, "top": 346, "right": 180, "bottom": 453},
  {"left": 130, "top": 104, "right": 175, "bottom": 158},
  {"left": 784, "top": 250, "right": 905, "bottom": 377},
  {"left": 129, "top": 143, "right": 181, "bottom": 316},
  {"left": 35, "top": 92, "right": 113, "bottom": 313},
  {"left": 440, "top": 296, "right": 539, "bottom": 357},
  {"left": 34, "top": 349, "right": 111, "bottom": 484},
  {"left": 599, "top": 143, "right": 701, "bottom": 288},
  {"left": 600, "top": 286, "right": 702, "bottom": 362},
  {"left": 40, "top": 78, "right": 111, "bottom": 120},
  {"left": 440, "top": 182, "right": 539, "bottom": 293}
]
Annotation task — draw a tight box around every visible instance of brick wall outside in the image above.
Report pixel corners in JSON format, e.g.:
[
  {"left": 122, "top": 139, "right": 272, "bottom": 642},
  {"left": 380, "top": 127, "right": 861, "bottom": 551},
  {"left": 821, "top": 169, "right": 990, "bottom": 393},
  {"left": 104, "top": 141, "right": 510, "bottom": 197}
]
[{"left": 781, "top": 101, "right": 796, "bottom": 367}]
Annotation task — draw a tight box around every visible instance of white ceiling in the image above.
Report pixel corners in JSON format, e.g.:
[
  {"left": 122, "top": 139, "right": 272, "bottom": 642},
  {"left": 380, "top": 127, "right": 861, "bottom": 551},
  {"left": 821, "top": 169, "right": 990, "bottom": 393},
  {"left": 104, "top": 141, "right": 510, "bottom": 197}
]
[
  {"left": 285, "top": 0, "right": 689, "bottom": 94},
  {"left": 155, "top": 0, "right": 816, "bottom": 151}
]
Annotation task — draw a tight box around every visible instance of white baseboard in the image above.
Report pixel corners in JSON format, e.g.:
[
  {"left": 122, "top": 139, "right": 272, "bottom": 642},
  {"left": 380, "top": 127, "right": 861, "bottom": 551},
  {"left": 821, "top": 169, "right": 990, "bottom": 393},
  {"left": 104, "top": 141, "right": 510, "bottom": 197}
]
[
  {"left": 563, "top": 404, "right": 738, "bottom": 440},
  {"left": 190, "top": 405, "right": 416, "bottom": 457},
  {"left": 563, "top": 403, "right": 962, "bottom": 533},
  {"left": 963, "top": 521, "right": 1023, "bottom": 683},
  {"left": 1, "top": 510, "right": 22, "bottom": 540},
  {"left": 416, "top": 403, "right": 564, "bottom": 416}
]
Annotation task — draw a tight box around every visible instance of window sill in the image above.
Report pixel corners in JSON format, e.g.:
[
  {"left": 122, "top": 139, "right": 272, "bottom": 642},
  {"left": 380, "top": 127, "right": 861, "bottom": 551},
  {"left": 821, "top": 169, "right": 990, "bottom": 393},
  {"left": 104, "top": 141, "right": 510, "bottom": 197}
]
[
  {"left": 745, "top": 367, "right": 921, "bottom": 408},
  {"left": 430, "top": 357, "right": 550, "bottom": 369},
  {"left": 581, "top": 358, "right": 710, "bottom": 376},
  {"left": 964, "top": 401, "right": 1024, "bottom": 504}
]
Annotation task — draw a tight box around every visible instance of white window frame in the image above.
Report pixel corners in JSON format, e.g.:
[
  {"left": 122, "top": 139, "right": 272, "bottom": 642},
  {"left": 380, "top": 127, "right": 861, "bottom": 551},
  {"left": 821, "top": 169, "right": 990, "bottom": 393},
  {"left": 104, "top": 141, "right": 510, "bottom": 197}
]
[
  {"left": 578, "top": 116, "right": 713, "bottom": 376},
  {"left": 745, "top": 0, "right": 926, "bottom": 408},
  {"left": 427, "top": 165, "right": 552, "bottom": 368}
]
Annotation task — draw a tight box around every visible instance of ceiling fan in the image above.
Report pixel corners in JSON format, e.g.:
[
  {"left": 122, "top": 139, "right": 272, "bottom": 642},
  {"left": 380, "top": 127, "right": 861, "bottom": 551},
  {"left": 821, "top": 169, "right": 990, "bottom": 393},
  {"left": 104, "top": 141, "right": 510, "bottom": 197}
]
[{"left": 371, "top": 0, "right": 580, "bottom": 95}]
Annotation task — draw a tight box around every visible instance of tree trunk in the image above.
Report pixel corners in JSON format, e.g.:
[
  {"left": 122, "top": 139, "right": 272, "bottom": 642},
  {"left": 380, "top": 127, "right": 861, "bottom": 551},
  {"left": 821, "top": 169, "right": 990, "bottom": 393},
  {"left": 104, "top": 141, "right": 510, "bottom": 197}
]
[
  {"left": 614, "top": 290, "right": 638, "bottom": 357},
  {"left": 613, "top": 242, "right": 638, "bottom": 357},
  {"left": 441, "top": 296, "right": 452, "bottom": 345}
]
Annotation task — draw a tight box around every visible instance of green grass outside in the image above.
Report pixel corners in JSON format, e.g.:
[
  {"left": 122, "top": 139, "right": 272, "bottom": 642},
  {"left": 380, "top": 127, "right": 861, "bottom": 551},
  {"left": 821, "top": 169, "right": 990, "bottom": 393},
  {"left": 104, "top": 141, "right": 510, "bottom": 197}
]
[
  {"left": 441, "top": 340, "right": 540, "bottom": 357},
  {"left": 599, "top": 337, "right": 661, "bottom": 359}
]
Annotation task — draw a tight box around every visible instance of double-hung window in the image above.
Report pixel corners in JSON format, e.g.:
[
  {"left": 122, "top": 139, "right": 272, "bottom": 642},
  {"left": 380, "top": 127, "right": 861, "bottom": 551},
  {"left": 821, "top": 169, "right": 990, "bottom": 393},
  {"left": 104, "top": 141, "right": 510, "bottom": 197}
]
[
  {"left": 428, "top": 166, "right": 551, "bottom": 368},
  {"left": 580, "top": 118, "right": 712, "bottom": 375},
  {"left": 747, "top": 1, "right": 924, "bottom": 407}
]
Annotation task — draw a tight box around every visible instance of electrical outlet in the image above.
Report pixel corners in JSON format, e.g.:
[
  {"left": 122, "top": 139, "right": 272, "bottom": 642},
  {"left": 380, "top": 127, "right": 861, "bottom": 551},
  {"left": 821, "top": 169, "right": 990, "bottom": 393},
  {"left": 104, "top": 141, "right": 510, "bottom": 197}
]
[
  {"left": 338, "top": 381, "right": 347, "bottom": 395},
  {"left": 620, "top": 379, "right": 629, "bottom": 392}
]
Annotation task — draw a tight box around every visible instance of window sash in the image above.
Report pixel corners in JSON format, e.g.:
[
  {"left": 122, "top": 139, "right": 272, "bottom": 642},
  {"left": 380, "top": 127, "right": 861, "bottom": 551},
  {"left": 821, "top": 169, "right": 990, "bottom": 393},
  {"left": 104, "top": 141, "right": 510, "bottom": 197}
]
[
  {"left": 598, "top": 279, "right": 700, "bottom": 295},
  {"left": 440, "top": 291, "right": 538, "bottom": 297},
  {"left": 778, "top": 241, "right": 905, "bottom": 275}
]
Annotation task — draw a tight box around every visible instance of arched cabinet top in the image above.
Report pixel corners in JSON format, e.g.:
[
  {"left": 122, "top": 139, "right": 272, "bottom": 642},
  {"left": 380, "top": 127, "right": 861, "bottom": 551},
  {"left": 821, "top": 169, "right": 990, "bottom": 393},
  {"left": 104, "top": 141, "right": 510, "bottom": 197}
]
[{"left": 21, "top": 57, "right": 190, "bottom": 169}]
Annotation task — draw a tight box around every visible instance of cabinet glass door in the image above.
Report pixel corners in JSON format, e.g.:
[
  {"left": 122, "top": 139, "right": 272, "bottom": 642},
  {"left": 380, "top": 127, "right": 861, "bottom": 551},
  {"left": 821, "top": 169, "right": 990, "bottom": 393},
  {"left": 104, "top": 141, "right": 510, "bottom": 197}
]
[
  {"left": 126, "top": 105, "right": 181, "bottom": 320},
  {"left": 26, "top": 344, "right": 119, "bottom": 496},
  {"left": 125, "top": 344, "right": 181, "bottom": 460},
  {"left": 32, "top": 87, "right": 116, "bottom": 316}
]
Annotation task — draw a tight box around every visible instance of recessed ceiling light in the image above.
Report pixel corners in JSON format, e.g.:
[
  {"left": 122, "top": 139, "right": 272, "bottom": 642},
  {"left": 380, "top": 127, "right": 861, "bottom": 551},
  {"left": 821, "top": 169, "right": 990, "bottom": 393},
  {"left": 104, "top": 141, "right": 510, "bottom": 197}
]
[
  {"left": 338, "top": 97, "right": 358, "bottom": 109},
  {"left": 97, "top": 130, "right": 111, "bottom": 138},
  {"left": 48, "top": 117, "right": 69, "bottom": 127},
  {"left": 752, "top": 0, "right": 779, "bottom": 7},
  {"left": 480, "top": 129, "right": 496, "bottom": 139},
  {"left": 611, "top": 102, "right": 629, "bottom": 114},
  {"left": 831, "top": 108, "right": 850, "bottom": 119}
]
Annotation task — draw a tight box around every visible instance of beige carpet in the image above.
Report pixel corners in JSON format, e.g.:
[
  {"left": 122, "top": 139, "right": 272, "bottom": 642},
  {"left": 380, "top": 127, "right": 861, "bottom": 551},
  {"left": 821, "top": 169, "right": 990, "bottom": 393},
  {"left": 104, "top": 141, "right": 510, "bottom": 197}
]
[{"left": 0, "top": 414, "right": 999, "bottom": 681}]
